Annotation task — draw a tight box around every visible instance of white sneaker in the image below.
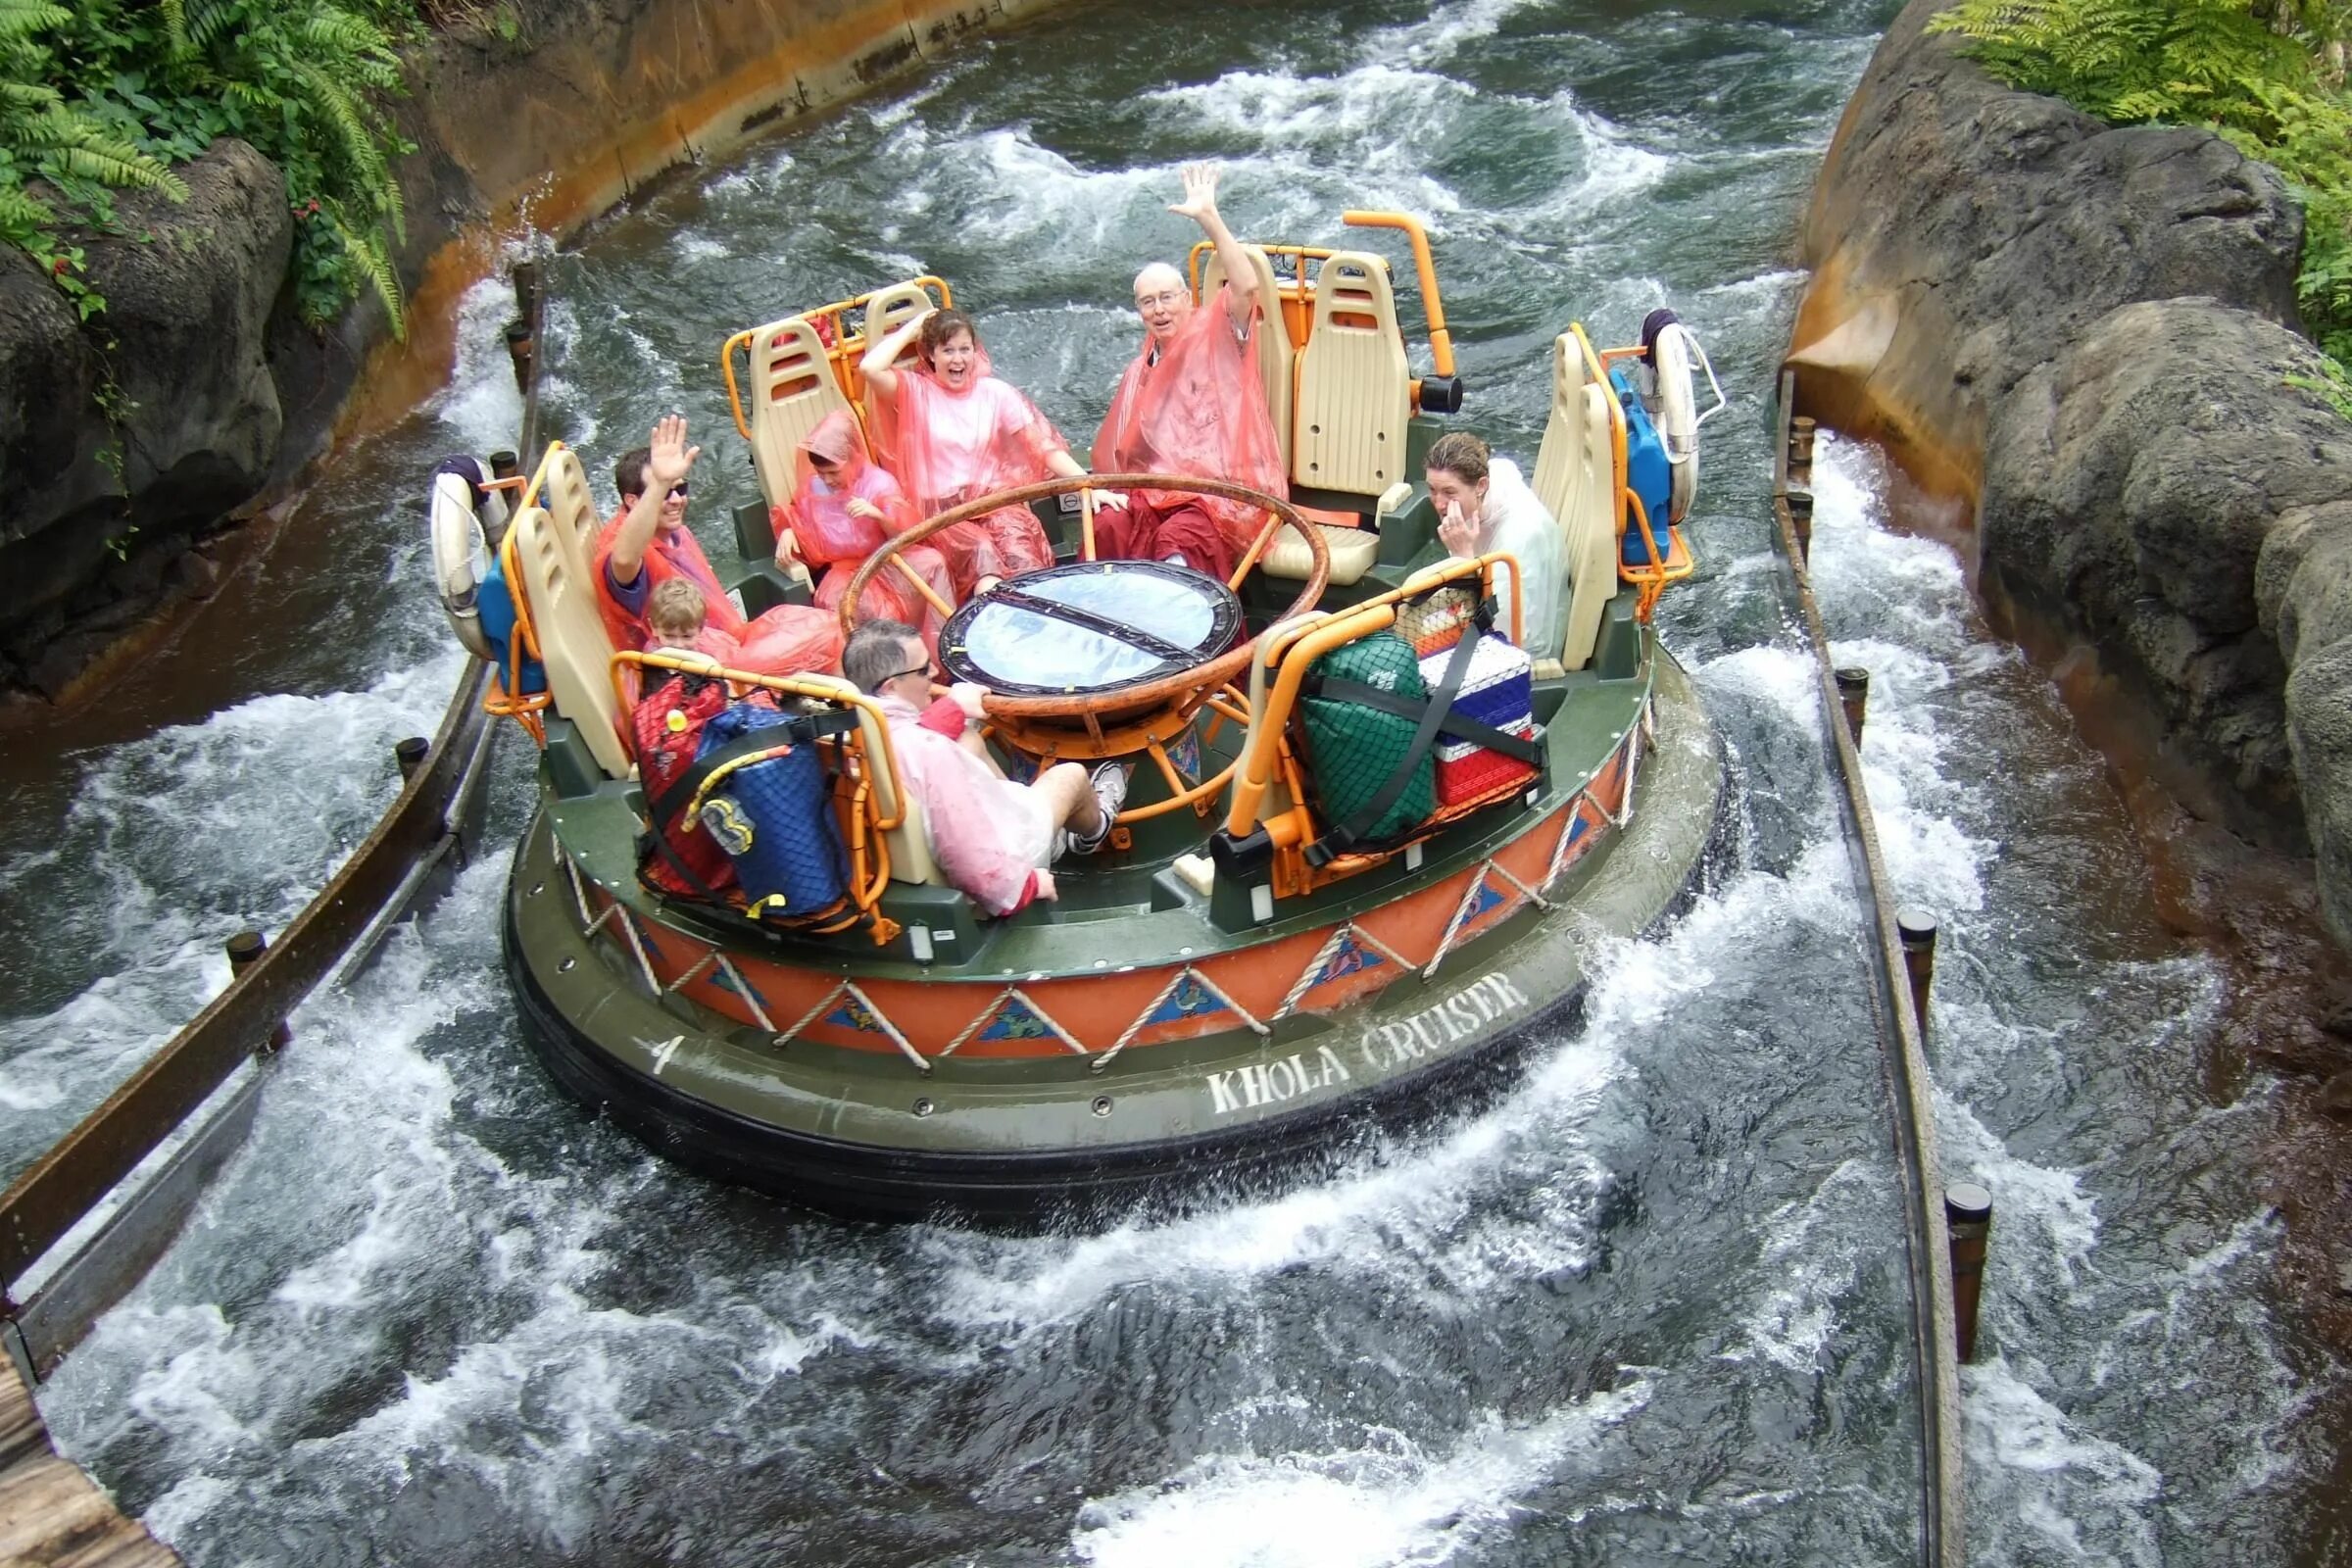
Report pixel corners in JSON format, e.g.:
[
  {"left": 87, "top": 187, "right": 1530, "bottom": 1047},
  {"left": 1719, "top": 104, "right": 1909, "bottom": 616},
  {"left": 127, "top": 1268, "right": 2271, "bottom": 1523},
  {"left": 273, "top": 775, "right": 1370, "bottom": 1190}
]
[{"left": 1073, "top": 761, "right": 1129, "bottom": 854}]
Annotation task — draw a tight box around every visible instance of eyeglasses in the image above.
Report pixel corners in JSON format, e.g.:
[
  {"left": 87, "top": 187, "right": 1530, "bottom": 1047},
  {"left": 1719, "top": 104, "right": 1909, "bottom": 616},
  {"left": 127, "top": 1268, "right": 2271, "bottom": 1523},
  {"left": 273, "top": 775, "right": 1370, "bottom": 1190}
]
[
  {"left": 666, "top": 481, "right": 690, "bottom": 500},
  {"left": 1135, "top": 288, "right": 1186, "bottom": 311},
  {"left": 870, "top": 661, "right": 931, "bottom": 692}
]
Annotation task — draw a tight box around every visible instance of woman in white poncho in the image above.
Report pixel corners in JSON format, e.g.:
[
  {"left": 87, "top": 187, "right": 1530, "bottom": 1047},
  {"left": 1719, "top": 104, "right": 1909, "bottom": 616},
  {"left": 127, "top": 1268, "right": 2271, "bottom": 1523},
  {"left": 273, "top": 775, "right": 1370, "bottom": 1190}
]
[{"left": 1423, "top": 431, "right": 1565, "bottom": 661}]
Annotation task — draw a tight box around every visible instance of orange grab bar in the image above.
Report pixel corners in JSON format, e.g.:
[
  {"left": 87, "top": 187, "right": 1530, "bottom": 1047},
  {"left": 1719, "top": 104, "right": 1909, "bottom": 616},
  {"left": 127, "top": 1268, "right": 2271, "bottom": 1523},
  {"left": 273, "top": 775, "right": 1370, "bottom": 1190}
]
[
  {"left": 720, "top": 276, "right": 955, "bottom": 443},
  {"left": 1343, "top": 211, "right": 1453, "bottom": 379},
  {"left": 611, "top": 651, "right": 908, "bottom": 833}
]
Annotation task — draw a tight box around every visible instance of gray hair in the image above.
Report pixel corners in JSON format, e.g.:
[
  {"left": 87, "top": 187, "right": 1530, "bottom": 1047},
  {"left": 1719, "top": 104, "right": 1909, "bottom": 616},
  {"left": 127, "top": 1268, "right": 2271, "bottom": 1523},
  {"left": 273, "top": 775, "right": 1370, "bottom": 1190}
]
[{"left": 843, "top": 618, "right": 922, "bottom": 693}]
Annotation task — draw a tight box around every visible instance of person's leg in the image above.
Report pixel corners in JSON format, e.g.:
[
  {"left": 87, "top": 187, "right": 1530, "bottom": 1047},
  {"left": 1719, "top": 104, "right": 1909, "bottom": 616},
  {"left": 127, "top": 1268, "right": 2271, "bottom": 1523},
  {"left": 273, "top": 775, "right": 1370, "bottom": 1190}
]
[
  {"left": 1030, "top": 760, "right": 1129, "bottom": 855},
  {"left": 1145, "top": 501, "right": 1237, "bottom": 583},
  {"left": 983, "top": 504, "right": 1054, "bottom": 579},
  {"left": 1031, "top": 762, "right": 1099, "bottom": 838}
]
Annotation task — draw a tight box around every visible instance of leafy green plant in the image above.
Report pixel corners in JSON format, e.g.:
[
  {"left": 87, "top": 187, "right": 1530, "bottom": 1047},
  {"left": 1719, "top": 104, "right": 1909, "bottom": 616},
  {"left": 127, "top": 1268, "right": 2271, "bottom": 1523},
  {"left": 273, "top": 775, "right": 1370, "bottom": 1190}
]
[
  {"left": 0, "top": 0, "right": 187, "bottom": 318},
  {"left": 0, "top": 0, "right": 420, "bottom": 332},
  {"left": 2288, "top": 352, "right": 2352, "bottom": 418},
  {"left": 1932, "top": 0, "right": 2352, "bottom": 368}
]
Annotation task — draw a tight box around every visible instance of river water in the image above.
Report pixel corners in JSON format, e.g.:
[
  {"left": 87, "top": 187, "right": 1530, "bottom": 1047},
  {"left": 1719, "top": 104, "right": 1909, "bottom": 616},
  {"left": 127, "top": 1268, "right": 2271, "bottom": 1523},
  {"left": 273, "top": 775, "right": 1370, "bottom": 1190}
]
[{"left": 0, "top": 0, "right": 2335, "bottom": 1562}]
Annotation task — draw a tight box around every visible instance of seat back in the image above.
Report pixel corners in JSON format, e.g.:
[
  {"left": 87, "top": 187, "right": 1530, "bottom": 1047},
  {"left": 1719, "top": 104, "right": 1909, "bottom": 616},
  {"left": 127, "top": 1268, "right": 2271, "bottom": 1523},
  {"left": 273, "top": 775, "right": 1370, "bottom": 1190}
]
[
  {"left": 859, "top": 281, "right": 937, "bottom": 437},
  {"left": 539, "top": 445, "right": 603, "bottom": 571},
  {"left": 510, "top": 503, "right": 629, "bottom": 777},
  {"left": 746, "top": 316, "right": 857, "bottom": 509},
  {"left": 1201, "top": 244, "right": 1296, "bottom": 475},
  {"left": 1292, "top": 251, "right": 1411, "bottom": 496},
  {"left": 787, "top": 672, "right": 946, "bottom": 887},
  {"left": 1531, "top": 332, "right": 1621, "bottom": 671}
]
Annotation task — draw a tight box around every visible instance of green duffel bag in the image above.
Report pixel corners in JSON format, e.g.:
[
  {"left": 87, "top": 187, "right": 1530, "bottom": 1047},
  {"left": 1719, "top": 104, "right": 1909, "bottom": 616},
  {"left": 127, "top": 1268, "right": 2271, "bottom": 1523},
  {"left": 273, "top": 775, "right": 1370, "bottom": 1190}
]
[{"left": 1299, "top": 630, "right": 1437, "bottom": 860}]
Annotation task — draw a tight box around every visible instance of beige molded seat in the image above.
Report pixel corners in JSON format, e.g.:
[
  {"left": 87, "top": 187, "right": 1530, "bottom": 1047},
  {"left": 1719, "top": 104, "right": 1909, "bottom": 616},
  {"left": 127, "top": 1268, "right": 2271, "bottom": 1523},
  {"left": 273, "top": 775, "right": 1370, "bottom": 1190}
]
[
  {"left": 1531, "top": 331, "right": 1621, "bottom": 671},
  {"left": 509, "top": 503, "right": 629, "bottom": 778},
  {"left": 1292, "top": 251, "right": 1410, "bottom": 495},
  {"left": 1200, "top": 244, "right": 1296, "bottom": 475},
  {"left": 858, "top": 281, "right": 939, "bottom": 437},
  {"left": 1257, "top": 483, "right": 1409, "bottom": 586},
  {"left": 745, "top": 316, "right": 858, "bottom": 509},
  {"left": 539, "top": 446, "right": 603, "bottom": 567},
  {"left": 787, "top": 672, "right": 946, "bottom": 887}
]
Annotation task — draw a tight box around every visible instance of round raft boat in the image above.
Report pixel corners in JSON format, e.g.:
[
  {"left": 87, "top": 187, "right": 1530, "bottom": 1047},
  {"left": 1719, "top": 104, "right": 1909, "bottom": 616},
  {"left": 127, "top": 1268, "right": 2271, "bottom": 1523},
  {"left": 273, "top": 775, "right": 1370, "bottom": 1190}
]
[{"left": 449, "top": 214, "right": 1728, "bottom": 1223}]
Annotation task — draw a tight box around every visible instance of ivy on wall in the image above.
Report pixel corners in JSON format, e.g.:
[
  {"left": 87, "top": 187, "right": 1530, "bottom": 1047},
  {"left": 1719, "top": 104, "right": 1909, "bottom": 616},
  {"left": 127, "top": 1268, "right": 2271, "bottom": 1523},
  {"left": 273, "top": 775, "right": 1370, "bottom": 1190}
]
[
  {"left": 0, "top": 0, "right": 419, "bottom": 333},
  {"left": 1930, "top": 0, "right": 2352, "bottom": 367}
]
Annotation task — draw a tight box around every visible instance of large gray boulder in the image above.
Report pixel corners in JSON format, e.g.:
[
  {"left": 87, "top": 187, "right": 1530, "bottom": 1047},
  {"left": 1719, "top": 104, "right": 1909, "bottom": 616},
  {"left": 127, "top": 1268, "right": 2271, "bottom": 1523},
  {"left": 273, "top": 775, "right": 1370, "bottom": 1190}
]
[
  {"left": 1792, "top": 0, "right": 2352, "bottom": 948},
  {"left": 1790, "top": 0, "right": 2304, "bottom": 494},
  {"left": 0, "top": 139, "right": 291, "bottom": 697},
  {"left": 1983, "top": 302, "right": 2352, "bottom": 830}
]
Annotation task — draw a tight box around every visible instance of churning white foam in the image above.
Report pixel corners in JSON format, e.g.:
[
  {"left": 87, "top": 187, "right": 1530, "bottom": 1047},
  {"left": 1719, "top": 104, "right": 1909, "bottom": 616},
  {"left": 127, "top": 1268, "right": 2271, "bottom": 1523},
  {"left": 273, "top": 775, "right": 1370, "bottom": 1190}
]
[{"left": 1070, "top": 1380, "right": 1651, "bottom": 1567}]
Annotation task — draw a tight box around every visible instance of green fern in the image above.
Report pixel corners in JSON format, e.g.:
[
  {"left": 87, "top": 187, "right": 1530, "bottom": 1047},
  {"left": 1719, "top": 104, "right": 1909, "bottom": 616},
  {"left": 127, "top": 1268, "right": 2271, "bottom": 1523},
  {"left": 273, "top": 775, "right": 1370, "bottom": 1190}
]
[
  {"left": 1931, "top": 0, "right": 2352, "bottom": 400},
  {"left": 0, "top": 0, "right": 69, "bottom": 42}
]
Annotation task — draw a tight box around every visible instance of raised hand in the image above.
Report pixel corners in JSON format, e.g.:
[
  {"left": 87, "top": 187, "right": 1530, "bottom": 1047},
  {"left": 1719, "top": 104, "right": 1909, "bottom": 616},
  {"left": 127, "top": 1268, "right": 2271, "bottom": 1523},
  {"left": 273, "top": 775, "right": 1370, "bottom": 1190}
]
[
  {"left": 1168, "top": 162, "right": 1222, "bottom": 225},
  {"left": 1438, "top": 497, "right": 1480, "bottom": 559},
  {"left": 647, "top": 414, "right": 701, "bottom": 490}
]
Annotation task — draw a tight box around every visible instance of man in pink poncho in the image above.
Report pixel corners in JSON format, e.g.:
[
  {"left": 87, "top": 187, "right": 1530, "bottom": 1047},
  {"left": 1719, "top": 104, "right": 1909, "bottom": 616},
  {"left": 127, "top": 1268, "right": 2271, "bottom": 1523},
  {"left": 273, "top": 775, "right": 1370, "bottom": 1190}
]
[
  {"left": 1090, "top": 164, "right": 1289, "bottom": 587},
  {"left": 844, "top": 619, "right": 1126, "bottom": 916},
  {"left": 861, "top": 308, "right": 1092, "bottom": 597},
  {"left": 774, "top": 411, "right": 957, "bottom": 658}
]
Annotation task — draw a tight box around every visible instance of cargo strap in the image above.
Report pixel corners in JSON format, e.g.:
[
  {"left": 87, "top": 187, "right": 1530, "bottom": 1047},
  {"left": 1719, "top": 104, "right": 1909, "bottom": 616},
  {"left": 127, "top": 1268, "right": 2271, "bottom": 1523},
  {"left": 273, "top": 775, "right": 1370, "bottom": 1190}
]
[{"left": 1305, "top": 626, "right": 1486, "bottom": 867}]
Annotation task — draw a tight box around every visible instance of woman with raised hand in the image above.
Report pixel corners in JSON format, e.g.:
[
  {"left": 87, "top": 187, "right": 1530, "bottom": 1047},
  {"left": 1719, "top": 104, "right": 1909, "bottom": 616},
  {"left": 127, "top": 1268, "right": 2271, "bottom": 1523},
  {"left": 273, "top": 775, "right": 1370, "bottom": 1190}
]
[{"left": 861, "top": 306, "right": 1091, "bottom": 596}]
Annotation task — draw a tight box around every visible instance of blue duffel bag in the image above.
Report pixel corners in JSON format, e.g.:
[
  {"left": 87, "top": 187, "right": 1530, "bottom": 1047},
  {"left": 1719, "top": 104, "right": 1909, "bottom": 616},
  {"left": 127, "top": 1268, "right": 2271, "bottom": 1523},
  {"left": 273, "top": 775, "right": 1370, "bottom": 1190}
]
[{"left": 690, "top": 703, "right": 854, "bottom": 923}]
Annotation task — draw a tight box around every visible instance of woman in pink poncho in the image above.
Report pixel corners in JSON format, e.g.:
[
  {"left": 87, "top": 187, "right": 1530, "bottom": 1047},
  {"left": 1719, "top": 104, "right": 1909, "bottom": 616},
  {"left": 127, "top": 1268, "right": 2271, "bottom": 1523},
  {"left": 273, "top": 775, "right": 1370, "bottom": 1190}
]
[
  {"left": 773, "top": 411, "right": 957, "bottom": 657},
  {"left": 861, "top": 307, "right": 1090, "bottom": 596}
]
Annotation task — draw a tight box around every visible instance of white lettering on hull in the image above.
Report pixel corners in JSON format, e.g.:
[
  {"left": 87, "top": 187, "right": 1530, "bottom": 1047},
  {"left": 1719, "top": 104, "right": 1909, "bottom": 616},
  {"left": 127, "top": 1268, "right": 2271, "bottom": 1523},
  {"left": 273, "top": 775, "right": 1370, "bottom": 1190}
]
[
  {"left": 1204, "top": 1044, "right": 1354, "bottom": 1117},
  {"left": 1200, "top": 970, "right": 1531, "bottom": 1116}
]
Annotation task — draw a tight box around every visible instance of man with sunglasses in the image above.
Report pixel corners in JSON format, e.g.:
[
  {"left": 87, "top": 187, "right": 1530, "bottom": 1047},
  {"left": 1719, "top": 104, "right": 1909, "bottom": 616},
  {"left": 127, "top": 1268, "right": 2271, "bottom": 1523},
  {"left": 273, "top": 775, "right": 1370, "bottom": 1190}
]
[
  {"left": 592, "top": 414, "right": 841, "bottom": 677},
  {"left": 844, "top": 618, "right": 1125, "bottom": 915}
]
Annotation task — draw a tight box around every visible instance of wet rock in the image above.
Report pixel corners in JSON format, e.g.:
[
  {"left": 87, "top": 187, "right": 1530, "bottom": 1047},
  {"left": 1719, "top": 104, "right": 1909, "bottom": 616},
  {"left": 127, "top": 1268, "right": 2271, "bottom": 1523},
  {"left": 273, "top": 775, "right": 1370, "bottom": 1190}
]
[
  {"left": 2322, "top": 1071, "right": 2352, "bottom": 1121},
  {"left": 1790, "top": 0, "right": 2302, "bottom": 492},
  {"left": 1792, "top": 0, "right": 2352, "bottom": 950},
  {"left": 1982, "top": 301, "right": 2352, "bottom": 843},
  {"left": 0, "top": 139, "right": 290, "bottom": 700}
]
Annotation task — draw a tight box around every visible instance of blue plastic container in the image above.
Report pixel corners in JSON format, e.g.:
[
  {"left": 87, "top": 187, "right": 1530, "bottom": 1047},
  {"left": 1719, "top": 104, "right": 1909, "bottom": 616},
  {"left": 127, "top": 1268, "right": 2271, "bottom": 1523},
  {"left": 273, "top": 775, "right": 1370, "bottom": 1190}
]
[{"left": 1611, "top": 365, "right": 1674, "bottom": 567}]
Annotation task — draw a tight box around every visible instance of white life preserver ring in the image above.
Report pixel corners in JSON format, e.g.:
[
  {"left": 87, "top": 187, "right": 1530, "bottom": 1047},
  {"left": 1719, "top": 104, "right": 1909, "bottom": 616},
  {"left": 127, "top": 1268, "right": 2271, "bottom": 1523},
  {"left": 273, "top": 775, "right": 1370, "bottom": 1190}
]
[
  {"left": 429, "top": 463, "right": 500, "bottom": 662},
  {"left": 1653, "top": 321, "right": 1700, "bottom": 524}
]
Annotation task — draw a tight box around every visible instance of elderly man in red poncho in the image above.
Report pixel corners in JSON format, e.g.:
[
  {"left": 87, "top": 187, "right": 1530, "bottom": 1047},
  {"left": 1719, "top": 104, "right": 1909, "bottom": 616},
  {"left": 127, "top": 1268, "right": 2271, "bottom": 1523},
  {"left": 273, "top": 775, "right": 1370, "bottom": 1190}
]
[{"left": 1089, "top": 164, "right": 1288, "bottom": 587}]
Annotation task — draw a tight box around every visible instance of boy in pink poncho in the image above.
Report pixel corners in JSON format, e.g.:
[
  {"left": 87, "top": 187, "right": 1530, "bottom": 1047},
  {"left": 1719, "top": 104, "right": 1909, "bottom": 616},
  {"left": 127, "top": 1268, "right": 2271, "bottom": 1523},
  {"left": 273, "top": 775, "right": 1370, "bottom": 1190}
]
[
  {"left": 1090, "top": 163, "right": 1289, "bottom": 587},
  {"left": 774, "top": 410, "right": 957, "bottom": 658},
  {"left": 843, "top": 619, "right": 1126, "bottom": 916},
  {"left": 861, "top": 306, "right": 1093, "bottom": 597}
]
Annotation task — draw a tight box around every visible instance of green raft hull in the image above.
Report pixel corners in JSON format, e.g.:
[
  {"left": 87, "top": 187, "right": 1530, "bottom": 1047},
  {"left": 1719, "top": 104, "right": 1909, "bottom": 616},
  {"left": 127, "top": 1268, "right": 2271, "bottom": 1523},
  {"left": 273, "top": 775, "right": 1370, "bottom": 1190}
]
[{"left": 504, "top": 651, "right": 1723, "bottom": 1226}]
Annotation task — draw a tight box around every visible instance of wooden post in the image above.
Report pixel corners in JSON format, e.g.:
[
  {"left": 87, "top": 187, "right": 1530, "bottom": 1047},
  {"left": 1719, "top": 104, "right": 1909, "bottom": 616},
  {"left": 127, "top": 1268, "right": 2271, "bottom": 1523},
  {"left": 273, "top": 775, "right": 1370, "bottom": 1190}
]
[
  {"left": 223, "top": 932, "right": 290, "bottom": 1054},
  {"left": 395, "top": 737, "right": 430, "bottom": 782},
  {"left": 1789, "top": 415, "right": 1817, "bottom": 477},
  {"left": 1788, "top": 490, "right": 1814, "bottom": 563},
  {"left": 503, "top": 320, "right": 533, "bottom": 393},
  {"left": 1835, "top": 666, "right": 1870, "bottom": 747},
  {"left": 1945, "top": 1183, "right": 1992, "bottom": 1362},
  {"left": 1898, "top": 908, "right": 1937, "bottom": 1047},
  {"left": 510, "top": 261, "right": 540, "bottom": 326}
]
